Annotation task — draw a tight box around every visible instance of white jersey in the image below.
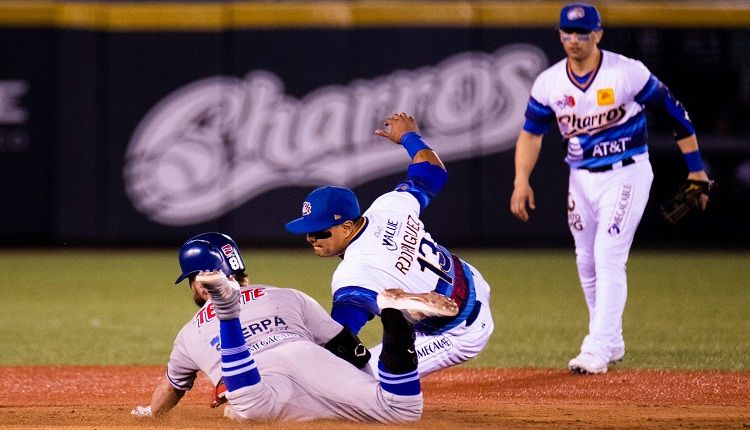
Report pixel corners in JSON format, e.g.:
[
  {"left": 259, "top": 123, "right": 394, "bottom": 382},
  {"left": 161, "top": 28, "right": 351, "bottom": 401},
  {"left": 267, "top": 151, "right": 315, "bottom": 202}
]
[
  {"left": 166, "top": 285, "right": 341, "bottom": 390},
  {"left": 333, "top": 190, "right": 477, "bottom": 333},
  {"left": 530, "top": 50, "right": 652, "bottom": 169}
]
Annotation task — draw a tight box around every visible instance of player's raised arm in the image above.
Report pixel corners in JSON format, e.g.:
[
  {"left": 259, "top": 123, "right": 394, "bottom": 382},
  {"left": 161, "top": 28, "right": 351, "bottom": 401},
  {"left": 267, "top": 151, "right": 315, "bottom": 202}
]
[
  {"left": 374, "top": 112, "right": 448, "bottom": 210},
  {"left": 375, "top": 112, "right": 445, "bottom": 170}
]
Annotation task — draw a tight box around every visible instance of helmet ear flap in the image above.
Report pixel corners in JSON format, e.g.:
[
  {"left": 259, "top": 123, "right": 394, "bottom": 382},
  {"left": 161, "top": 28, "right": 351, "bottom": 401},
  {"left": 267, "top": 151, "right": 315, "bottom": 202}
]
[{"left": 175, "top": 240, "right": 232, "bottom": 284}]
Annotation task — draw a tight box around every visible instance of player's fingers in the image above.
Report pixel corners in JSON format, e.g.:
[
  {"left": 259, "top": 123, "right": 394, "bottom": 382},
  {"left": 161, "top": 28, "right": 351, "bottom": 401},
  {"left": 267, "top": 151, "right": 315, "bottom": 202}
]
[
  {"left": 510, "top": 194, "right": 529, "bottom": 222},
  {"left": 528, "top": 191, "right": 536, "bottom": 210}
]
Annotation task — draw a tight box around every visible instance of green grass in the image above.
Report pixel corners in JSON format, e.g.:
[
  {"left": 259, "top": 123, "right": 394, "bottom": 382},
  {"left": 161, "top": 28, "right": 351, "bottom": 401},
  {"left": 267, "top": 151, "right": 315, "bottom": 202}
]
[{"left": 1, "top": 249, "right": 748, "bottom": 370}]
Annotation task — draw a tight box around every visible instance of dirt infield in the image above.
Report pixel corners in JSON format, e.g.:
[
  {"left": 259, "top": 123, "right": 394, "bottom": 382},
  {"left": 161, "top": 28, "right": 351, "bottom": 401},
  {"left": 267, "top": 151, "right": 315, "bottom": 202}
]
[{"left": 1, "top": 366, "right": 749, "bottom": 429}]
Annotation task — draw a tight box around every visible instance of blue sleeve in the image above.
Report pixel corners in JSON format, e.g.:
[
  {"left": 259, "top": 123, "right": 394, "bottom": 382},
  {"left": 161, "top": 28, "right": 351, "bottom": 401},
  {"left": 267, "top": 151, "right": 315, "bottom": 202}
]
[
  {"left": 635, "top": 74, "right": 695, "bottom": 140},
  {"left": 394, "top": 162, "right": 448, "bottom": 211},
  {"left": 522, "top": 96, "right": 554, "bottom": 135},
  {"left": 331, "top": 286, "right": 378, "bottom": 334}
]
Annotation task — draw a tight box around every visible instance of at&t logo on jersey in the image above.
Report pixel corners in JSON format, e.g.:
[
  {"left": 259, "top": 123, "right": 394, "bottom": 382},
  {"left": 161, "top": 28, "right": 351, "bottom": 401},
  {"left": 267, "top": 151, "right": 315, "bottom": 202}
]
[{"left": 591, "top": 137, "right": 631, "bottom": 157}]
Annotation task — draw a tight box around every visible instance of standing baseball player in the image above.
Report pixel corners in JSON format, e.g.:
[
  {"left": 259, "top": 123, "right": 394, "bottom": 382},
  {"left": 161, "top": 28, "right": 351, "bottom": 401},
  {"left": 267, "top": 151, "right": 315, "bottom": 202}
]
[
  {"left": 132, "top": 232, "right": 458, "bottom": 422},
  {"left": 510, "top": 3, "right": 712, "bottom": 374},
  {"left": 285, "top": 112, "right": 494, "bottom": 377}
]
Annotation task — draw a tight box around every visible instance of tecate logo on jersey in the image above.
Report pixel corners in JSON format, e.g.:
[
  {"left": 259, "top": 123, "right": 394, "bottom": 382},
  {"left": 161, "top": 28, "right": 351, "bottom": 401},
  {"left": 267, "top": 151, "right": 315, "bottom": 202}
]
[{"left": 124, "top": 45, "right": 547, "bottom": 226}]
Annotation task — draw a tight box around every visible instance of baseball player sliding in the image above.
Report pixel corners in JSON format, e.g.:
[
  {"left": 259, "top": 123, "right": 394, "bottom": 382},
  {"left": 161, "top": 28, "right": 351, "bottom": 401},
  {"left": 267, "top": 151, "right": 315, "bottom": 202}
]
[
  {"left": 285, "top": 112, "right": 494, "bottom": 377},
  {"left": 510, "top": 3, "right": 711, "bottom": 374},
  {"left": 132, "top": 232, "right": 458, "bottom": 422}
]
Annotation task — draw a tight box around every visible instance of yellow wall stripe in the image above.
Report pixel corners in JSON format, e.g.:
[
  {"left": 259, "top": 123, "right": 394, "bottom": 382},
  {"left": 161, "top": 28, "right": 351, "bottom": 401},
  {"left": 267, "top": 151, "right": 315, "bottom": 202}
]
[{"left": 0, "top": 1, "right": 749, "bottom": 31}]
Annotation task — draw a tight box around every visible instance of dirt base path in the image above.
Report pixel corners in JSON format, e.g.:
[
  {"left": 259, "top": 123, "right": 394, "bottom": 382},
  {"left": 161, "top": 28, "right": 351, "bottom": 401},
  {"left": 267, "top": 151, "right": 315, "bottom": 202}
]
[{"left": 1, "top": 366, "right": 748, "bottom": 429}]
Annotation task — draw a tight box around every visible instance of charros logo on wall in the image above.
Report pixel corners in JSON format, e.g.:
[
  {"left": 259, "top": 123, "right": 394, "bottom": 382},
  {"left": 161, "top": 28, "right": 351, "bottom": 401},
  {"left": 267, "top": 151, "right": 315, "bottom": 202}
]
[
  {"left": 0, "top": 80, "right": 30, "bottom": 154},
  {"left": 124, "top": 44, "right": 547, "bottom": 226}
]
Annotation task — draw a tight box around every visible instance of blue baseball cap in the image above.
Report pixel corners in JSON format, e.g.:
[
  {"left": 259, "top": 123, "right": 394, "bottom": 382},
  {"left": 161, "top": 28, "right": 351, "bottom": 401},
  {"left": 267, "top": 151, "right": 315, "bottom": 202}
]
[
  {"left": 285, "top": 186, "right": 360, "bottom": 234},
  {"left": 559, "top": 3, "right": 602, "bottom": 32}
]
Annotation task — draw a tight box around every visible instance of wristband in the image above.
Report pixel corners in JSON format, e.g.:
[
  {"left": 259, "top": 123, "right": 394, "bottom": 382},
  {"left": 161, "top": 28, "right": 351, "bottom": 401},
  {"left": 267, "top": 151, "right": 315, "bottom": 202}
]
[
  {"left": 400, "top": 132, "right": 431, "bottom": 159},
  {"left": 683, "top": 150, "right": 704, "bottom": 173}
]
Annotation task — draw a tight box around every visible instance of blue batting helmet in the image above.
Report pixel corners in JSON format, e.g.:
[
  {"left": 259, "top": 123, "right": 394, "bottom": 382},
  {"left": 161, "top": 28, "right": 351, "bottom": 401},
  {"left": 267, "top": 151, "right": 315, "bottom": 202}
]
[{"left": 175, "top": 232, "right": 246, "bottom": 284}]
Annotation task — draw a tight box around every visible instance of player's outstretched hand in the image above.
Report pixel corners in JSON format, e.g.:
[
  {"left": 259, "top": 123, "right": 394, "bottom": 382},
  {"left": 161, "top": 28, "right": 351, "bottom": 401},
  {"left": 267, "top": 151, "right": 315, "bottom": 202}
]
[
  {"left": 131, "top": 405, "right": 153, "bottom": 418},
  {"left": 375, "top": 112, "right": 419, "bottom": 144},
  {"left": 510, "top": 182, "right": 535, "bottom": 222}
]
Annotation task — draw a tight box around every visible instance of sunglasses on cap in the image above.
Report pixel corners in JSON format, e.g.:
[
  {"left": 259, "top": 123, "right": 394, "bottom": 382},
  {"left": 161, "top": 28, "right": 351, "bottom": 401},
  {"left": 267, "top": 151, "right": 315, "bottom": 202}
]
[{"left": 308, "top": 229, "right": 333, "bottom": 240}]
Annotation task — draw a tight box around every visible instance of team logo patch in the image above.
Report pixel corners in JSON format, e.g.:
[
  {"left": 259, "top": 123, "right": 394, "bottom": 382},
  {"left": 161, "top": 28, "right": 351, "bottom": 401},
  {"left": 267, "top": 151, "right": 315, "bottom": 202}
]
[
  {"left": 608, "top": 184, "right": 634, "bottom": 238},
  {"left": 220, "top": 244, "right": 235, "bottom": 258},
  {"left": 301, "top": 201, "right": 311, "bottom": 216},
  {"left": 567, "top": 7, "right": 585, "bottom": 21},
  {"left": 566, "top": 137, "right": 583, "bottom": 162},
  {"left": 597, "top": 88, "right": 615, "bottom": 106},
  {"left": 556, "top": 95, "right": 576, "bottom": 109}
]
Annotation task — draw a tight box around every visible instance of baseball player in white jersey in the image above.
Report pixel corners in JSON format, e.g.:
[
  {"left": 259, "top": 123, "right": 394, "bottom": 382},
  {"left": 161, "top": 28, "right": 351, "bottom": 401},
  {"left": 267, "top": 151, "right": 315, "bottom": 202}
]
[
  {"left": 285, "top": 113, "right": 494, "bottom": 377},
  {"left": 510, "top": 3, "right": 711, "bottom": 374},
  {"left": 131, "top": 232, "right": 459, "bottom": 423}
]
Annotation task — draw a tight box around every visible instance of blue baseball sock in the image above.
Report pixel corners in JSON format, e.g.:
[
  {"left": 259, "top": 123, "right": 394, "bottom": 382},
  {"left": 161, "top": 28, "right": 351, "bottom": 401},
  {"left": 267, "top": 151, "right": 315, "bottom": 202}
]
[
  {"left": 377, "top": 361, "right": 421, "bottom": 396},
  {"left": 219, "top": 319, "right": 260, "bottom": 391}
]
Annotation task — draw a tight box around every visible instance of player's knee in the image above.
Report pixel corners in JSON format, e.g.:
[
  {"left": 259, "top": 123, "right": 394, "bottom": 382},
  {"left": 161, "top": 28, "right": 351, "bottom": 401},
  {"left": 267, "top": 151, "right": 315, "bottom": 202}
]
[
  {"left": 390, "top": 401, "right": 423, "bottom": 423},
  {"left": 224, "top": 384, "right": 280, "bottom": 420}
]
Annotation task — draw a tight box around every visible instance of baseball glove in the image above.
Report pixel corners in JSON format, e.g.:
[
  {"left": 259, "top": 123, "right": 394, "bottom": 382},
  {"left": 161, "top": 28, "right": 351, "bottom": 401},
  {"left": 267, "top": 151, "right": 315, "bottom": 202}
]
[{"left": 660, "top": 179, "right": 714, "bottom": 224}]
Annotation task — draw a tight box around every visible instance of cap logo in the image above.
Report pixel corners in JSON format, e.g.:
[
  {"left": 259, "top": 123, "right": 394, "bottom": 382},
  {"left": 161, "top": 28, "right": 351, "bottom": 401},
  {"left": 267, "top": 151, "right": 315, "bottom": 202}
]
[
  {"left": 567, "top": 7, "right": 585, "bottom": 21},
  {"left": 302, "top": 201, "right": 312, "bottom": 216},
  {"left": 334, "top": 214, "right": 342, "bottom": 220}
]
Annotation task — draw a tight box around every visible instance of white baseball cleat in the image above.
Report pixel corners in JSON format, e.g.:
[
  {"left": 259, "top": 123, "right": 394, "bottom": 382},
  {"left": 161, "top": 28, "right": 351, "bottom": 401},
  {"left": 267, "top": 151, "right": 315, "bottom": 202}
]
[
  {"left": 568, "top": 351, "right": 609, "bottom": 374},
  {"left": 609, "top": 347, "right": 625, "bottom": 364},
  {"left": 195, "top": 270, "right": 240, "bottom": 320},
  {"left": 376, "top": 288, "right": 459, "bottom": 323}
]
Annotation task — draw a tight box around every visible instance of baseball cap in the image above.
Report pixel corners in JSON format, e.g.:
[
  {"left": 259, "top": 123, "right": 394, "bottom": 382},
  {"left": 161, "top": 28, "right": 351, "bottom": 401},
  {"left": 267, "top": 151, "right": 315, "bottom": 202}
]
[
  {"left": 285, "top": 186, "right": 360, "bottom": 234},
  {"left": 559, "top": 3, "right": 602, "bottom": 32}
]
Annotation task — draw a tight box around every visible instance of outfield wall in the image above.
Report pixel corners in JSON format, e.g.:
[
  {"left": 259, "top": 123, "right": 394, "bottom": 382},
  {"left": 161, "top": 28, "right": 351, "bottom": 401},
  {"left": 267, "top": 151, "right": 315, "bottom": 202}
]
[{"left": 1, "top": 1, "right": 749, "bottom": 247}]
